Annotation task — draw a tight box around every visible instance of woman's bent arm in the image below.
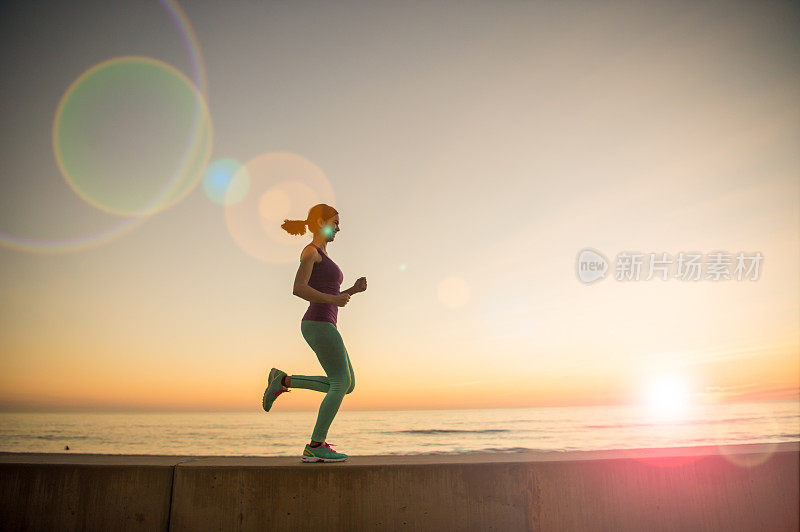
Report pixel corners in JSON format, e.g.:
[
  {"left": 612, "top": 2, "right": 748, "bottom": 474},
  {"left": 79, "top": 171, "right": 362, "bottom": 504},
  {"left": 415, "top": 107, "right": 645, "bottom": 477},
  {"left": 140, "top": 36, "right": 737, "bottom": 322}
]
[{"left": 293, "top": 284, "right": 333, "bottom": 304}]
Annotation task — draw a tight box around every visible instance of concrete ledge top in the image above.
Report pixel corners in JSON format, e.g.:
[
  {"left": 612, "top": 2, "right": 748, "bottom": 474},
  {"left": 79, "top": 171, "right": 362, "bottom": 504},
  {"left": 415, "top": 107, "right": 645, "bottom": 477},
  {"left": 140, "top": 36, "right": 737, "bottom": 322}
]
[
  {"left": 0, "top": 453, "right": 195, "bottom": 466},
  {"left": 1, "top": 441, "right": 797, "bottom": 467}
]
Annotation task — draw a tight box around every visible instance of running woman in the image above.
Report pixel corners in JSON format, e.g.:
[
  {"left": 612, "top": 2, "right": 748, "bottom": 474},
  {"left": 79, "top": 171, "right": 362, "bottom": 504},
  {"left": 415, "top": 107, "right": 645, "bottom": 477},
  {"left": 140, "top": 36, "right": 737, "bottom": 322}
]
[{"left": 262, "top": 203, "right": 367, "bottom": 463}]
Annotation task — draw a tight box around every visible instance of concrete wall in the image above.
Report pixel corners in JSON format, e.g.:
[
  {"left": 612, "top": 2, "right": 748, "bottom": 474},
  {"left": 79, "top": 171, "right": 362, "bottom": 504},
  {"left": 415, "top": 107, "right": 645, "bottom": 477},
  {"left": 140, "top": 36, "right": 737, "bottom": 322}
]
[
  {"left": 1, "top": 442, "right": 798, "bottom": 531},
  {"left": 0, "top": 454, "right": 189, "bottom": 531}
]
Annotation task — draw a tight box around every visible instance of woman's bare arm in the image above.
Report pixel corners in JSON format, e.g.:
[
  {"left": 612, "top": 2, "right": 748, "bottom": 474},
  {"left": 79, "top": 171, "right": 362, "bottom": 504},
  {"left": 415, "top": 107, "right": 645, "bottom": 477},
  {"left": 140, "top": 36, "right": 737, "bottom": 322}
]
[{"left": 292, "top": 246, "right": 333, "bottom": 304}]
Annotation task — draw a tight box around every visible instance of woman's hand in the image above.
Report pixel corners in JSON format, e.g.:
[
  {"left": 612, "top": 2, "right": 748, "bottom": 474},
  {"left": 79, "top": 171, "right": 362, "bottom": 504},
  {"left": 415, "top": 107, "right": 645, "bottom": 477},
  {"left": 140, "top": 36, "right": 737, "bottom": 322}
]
[
  {"left": 331, "top": 293, "right": 351, "bottom": 307},
  {"left": 353, "top": 277, "right": 367, "bottom": 293}
]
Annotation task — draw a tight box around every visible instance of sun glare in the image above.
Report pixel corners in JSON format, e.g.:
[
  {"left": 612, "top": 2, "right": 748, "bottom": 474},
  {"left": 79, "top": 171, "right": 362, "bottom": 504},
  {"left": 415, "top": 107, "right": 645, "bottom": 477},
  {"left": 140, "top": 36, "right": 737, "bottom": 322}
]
[{"left": 643, "top": 375, "right": 692, "bottom": 420}]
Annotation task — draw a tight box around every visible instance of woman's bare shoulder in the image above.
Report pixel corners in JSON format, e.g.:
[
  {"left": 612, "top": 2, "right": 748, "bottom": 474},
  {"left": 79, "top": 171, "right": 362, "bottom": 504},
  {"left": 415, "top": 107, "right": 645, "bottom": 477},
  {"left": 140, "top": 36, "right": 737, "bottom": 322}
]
[{"left": 300, "top": 244, "right": 322, "bottom": 263}]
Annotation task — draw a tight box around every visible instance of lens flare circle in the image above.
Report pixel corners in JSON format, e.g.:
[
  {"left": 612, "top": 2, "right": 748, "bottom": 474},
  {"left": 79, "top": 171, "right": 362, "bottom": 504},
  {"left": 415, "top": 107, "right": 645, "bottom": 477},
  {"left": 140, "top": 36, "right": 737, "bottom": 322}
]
[
  {"left": 718, "top": 441, "right": 779, "bottom": 468},
  {"left": 204, "top": 158, "right": 247, "bottom": 205},
  {"left": 258, "top": 188, "right": 291, "bottom": 221},
  {"left": 53, "top": 56, "right": 212, "bottom": 216},
  {"left": 224, "top": 152, "right": 336, "bottom": 263},
  {"left": 710, "top": 406, "right": 782, "bottom": 468},
  {"left": 159, "top": 0, "right": 208, "bottom": 96},
  {"left": 0, "top": 0, "right": 208, "bottom": 254}
]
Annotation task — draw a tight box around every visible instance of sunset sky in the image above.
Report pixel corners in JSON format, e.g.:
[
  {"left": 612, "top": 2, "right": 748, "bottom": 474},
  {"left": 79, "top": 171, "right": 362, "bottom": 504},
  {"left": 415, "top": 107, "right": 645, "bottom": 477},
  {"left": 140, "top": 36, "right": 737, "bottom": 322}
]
[{"left": 0, "top": 0, "right": 797, "bottom": 412}]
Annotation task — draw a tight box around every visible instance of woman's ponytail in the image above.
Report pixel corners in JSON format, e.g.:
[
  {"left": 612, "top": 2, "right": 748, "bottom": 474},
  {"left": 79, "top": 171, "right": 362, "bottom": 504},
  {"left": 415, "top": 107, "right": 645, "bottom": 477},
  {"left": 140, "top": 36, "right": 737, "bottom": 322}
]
[{"left": 281, "top": 219, "right": 308, "bottom": 235}]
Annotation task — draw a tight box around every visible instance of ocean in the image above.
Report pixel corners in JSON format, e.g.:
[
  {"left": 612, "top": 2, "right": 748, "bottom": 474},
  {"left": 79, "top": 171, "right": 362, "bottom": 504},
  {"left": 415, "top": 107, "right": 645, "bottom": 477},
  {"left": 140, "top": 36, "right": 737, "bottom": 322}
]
[{"left": 1, "top": 400, "right": 797, "bottom": 457}]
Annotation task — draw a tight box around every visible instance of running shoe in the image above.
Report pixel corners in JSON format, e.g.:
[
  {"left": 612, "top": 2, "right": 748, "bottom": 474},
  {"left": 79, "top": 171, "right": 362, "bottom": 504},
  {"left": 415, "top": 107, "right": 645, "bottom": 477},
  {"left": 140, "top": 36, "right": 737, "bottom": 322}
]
[
  {"left": 301, "top": 442, "right": 348, "bottom": 463},
  {"left": 268, "top": 368, "right": 286, "bottom": 388},
  {"left": 262, "top": 368, "right": 290, "bottom": 412}
]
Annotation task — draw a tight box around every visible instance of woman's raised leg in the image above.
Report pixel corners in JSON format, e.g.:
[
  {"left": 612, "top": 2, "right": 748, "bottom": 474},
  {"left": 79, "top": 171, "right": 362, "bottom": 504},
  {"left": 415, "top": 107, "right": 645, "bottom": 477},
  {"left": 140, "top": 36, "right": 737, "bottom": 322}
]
[{"left": 287, "top": 374, "right": 329, "bottom": 392}]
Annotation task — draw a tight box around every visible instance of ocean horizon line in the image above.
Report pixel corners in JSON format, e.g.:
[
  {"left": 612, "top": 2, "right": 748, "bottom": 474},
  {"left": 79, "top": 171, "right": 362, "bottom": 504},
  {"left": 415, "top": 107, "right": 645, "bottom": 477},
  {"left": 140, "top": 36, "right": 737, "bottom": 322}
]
[{"left": 0, "top": 397, "right": 797, "bottom": 415}]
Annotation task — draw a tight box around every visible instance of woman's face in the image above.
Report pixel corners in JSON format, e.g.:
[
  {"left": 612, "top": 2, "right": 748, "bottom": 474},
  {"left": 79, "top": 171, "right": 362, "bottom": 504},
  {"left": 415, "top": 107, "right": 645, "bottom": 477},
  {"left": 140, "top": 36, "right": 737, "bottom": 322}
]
[{"left": 318, "top": 215, "right": 340, "bottom": 241}]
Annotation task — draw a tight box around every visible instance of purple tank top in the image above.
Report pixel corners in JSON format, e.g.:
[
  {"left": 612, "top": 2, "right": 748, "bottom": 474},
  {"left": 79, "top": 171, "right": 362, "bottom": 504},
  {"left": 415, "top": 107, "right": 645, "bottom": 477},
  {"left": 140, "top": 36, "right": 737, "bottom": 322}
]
[{"left": 301, "top": 244, "right": 344, "bottom": 326}]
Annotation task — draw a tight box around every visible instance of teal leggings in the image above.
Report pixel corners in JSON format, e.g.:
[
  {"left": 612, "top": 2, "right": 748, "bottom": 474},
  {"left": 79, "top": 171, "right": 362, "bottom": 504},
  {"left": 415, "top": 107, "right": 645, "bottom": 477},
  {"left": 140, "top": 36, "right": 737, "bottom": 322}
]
[{"left": 291, "top": 320, "right": 355, "bottom": 442}]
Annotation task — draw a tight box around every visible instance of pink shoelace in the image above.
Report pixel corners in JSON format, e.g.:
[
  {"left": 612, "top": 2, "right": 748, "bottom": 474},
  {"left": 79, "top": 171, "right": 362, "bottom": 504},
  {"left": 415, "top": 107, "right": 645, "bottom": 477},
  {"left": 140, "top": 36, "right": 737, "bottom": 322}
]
[{"left": 322, "top": 442, "right": 337, "bottom": 452}]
